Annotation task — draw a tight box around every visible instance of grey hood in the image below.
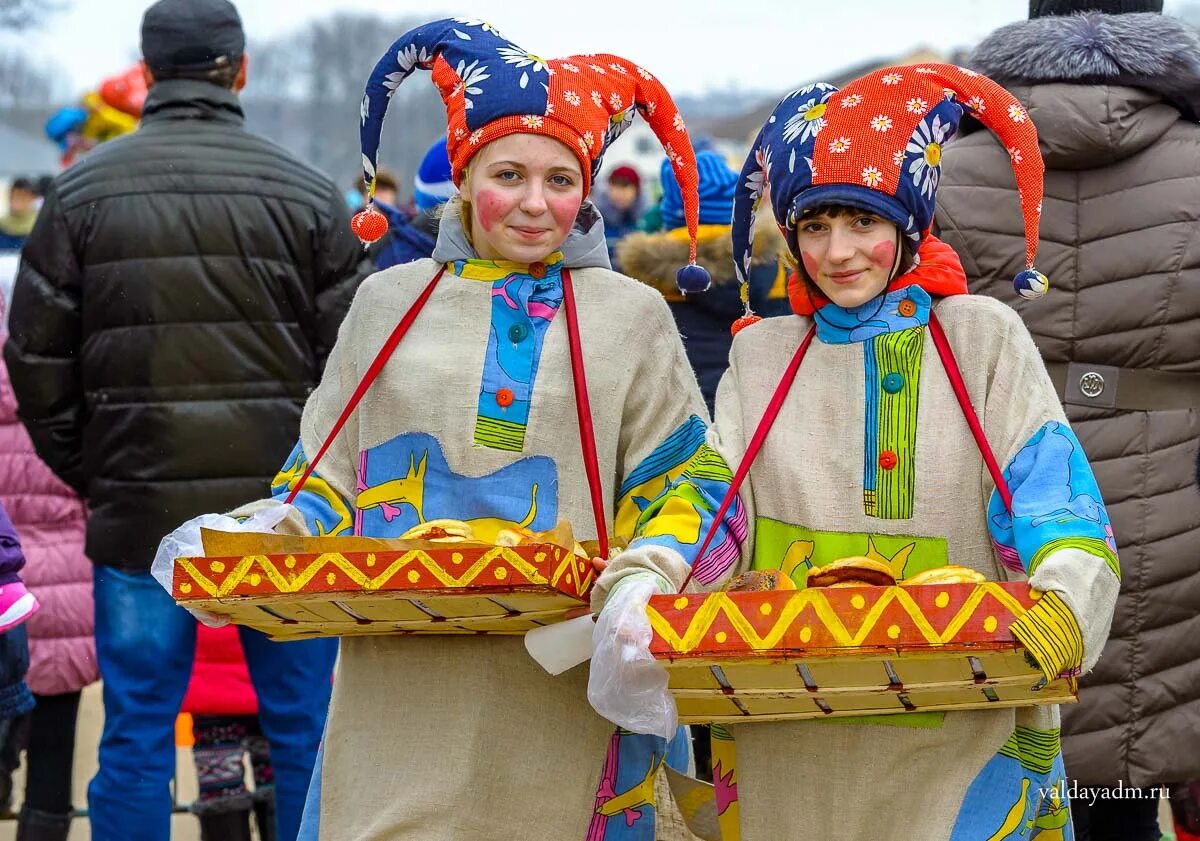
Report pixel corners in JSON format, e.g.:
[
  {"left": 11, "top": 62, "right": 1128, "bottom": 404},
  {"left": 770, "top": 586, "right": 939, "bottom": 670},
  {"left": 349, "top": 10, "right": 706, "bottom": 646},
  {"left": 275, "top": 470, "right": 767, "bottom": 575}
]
[
  {"left": 967, "top": 12, "right": 1200, "bottom": 168},
  {"left": 432, "top": 197, "right": 612, "bottom": 270}
]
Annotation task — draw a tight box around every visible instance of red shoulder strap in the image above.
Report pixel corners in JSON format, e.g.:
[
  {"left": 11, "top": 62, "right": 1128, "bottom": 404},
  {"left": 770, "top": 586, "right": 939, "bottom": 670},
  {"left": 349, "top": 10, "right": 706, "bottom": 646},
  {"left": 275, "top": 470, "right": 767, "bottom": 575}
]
[
  {"left": 680, "top": 313, "right": 1015, "bottom": 590},
  {"left": 562, "top": 269, "right": 608, "bottom": 559},
  {"left": 286, "top": 265, "right": 610, "bottom": 559},
  {"left": 927, "top": 311, "right": 1014, "bottom": 514},
  {"left": 679, "top": 325, "right": 817, "bottom": 591},
  {"left": 285, "top": 266, "right": 446, "bottom": 504}
]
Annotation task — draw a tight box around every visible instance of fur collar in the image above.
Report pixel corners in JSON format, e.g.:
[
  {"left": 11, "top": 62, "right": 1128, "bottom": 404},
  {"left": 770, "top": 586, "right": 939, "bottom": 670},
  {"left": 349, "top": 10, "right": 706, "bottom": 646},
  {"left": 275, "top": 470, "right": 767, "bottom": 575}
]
[
  {"left": 970, "top": 12, "right": 1200, "bottom": 120},
  {"left": 617, "top": 224, "right": 785, "bottom": 293}
]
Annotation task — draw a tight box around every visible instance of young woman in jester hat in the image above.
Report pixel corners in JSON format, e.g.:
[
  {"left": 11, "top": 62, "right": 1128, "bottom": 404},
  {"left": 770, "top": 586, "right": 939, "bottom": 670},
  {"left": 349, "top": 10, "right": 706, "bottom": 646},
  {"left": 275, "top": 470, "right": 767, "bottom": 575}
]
[
  {"left": 590, "top": 64, "right": 1121, "bottom": 841},
  {"left": 211, "top": 18, "right": 747, "bottom": 841}
]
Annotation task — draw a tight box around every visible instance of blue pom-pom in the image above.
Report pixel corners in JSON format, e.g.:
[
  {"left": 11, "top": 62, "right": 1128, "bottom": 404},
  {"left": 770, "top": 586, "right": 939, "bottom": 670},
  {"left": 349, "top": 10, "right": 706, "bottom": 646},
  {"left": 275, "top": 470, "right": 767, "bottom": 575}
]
[
  {"left": 1013, "top": 268, "right": 1049, "bottom": 300},
  {"left": 676, "top": 264, "right": 712, "bottom": 294}
]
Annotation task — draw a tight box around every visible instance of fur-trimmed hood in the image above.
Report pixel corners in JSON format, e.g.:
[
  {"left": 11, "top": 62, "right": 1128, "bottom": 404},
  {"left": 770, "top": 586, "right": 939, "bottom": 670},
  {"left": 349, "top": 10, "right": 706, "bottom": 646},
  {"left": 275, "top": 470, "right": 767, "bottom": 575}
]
[
  {"left": 967, "top": 13, "right": 1200, "bottom": 167},
  {"left": 971, "top": 13, "right": 1200, "bottom": 111},
  {"left": 617, "top": 223, "right": 785, "bottom": 294}
]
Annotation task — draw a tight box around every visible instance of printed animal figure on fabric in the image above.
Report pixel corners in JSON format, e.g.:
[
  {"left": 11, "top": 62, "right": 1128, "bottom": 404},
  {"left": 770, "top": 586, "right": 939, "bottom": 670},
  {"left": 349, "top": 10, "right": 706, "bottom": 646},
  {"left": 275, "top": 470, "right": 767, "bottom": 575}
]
[
  {"left": 991, "top": 421, "right": 1103, "bottom": 532},
  {"left": 356, "top": 433, "right": 556, "bottom": 540},
  {"left": 273, "top": 446, "right": 355, "bottom": 537},
  {"left": 615, "top": 415, "right": 747, "bottom": 586},
  {"left": 273, "top": 433, "right": 557, "bottom": 542},
  {"left": 587, "top": 729, "right": 689, "bottom": 841},
  {"left": 353, "top": 449, "right": 541, "bottom": 536},
  {"left": 355, "top": 452, "right": 430, "bottom": 523},
  {"left": 756, "top": 519, "right": 948, "bottom": 587},
  {"left": 987, "top": 420, "right": 1119, "bottom": 580},
  {"left": 953, "top": 726, "right": 1074, "bottom": 841}
]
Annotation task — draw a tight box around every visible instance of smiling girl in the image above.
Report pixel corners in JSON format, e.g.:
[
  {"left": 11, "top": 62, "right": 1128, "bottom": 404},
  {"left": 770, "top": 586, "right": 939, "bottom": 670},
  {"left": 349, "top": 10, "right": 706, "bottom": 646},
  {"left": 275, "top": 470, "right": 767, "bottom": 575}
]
[
  {"left": 207, "top": 18, "right": 747, "bottom": 841},
  {"left": 592, "top": 64, "right": 1120, "bottom": 840},
  {"left": 794, "top": 205, "right": 911, "bottom": 309}
]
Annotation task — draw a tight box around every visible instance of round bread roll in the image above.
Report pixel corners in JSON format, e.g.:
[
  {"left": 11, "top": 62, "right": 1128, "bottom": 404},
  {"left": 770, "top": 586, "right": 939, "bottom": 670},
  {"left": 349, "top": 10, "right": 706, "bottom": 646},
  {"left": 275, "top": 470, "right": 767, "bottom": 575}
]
[
  {"left": 900, "top": 565, "right": 986, "bottom": 586},
  {"left": 495, "top": 527, "right": 535, "bottom": 547},
  {"left": 399, "top": 519, "right": 475, "bottom": 543},
  {"left": 805, "top": 556, "right": 897, "bottom": 588},
  {"left": 723, "top": 568, "right": 797, "bottom": 592}
]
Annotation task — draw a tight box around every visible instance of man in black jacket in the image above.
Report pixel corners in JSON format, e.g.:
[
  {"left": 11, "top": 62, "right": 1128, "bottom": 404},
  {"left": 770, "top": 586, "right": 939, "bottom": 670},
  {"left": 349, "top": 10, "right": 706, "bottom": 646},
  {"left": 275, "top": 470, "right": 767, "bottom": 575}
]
[{"left": 4, "top": 2, "right": 365, "bottom": 839}]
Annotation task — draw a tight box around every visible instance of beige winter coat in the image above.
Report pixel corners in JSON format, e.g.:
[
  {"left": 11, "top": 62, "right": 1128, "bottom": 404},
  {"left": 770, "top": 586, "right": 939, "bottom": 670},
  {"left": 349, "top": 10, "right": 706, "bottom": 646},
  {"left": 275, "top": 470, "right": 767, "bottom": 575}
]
[{"left": 937, "top": 11, "right": 1200, "bottom": 788}]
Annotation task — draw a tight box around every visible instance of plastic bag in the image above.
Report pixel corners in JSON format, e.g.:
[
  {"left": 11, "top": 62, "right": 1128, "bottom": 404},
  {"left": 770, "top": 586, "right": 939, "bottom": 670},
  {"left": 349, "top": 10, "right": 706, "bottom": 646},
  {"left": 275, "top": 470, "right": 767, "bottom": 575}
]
[
  {"left": 587, "top": 573, "right": 678, "bottom": 740},
  {"left": 151, "top": 501, "right": 295, "bottom": 629}
]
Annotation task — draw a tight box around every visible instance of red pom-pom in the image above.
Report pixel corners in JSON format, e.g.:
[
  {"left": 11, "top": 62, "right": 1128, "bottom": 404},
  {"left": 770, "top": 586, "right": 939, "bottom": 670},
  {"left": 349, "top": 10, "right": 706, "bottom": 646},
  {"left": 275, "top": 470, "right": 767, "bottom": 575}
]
[
  {"left": 731, "top": 314, "right": 762, "bottom": 336},
  {"left": 351, "top": 206, "right": 389, "bottom": 244}
]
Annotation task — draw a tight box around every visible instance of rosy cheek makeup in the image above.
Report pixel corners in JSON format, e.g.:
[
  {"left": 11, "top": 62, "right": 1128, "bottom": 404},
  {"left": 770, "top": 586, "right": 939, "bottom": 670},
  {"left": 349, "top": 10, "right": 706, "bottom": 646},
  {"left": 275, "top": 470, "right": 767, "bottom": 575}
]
[
  {"left": 547, "top": 196, "right": 582, "bottom": 235},
  {"left": 869, "top": 240, "right": 897, "bottom": 269},
  {"left": 474, "top": 189, "right": 510, "bottom": 233},
  {"left": 800, "top": 251, "right": 821, "bottom": 280}
]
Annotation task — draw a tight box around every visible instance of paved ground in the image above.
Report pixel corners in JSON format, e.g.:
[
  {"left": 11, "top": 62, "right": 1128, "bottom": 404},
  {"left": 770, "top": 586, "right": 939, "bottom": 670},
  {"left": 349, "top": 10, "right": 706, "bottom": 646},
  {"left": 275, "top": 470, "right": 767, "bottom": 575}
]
[{"left": 0, "top": 683, "right": 202, "bottom": 841}]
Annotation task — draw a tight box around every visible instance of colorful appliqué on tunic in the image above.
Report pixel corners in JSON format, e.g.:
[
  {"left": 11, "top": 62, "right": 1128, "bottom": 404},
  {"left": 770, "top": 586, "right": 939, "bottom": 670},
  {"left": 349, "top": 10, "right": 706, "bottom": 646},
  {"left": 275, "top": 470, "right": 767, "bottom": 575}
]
[
  {"left": 587, "top": 729, "right": 690, "bottom": 841},
  {"left": 815, "top": 286, "right": 930, "bottom": 520},
  {"left": 951, "top": 727, "right": 1073, "bottom": 840},
  {"left": 615, "top": 415, "right": 746, "bottom": 585},
  {"left": 447, "top": 253, "right": 565, "bottom": 453},
  {"left": 272, "top": 433, "right": 558, "bottom": 542}
]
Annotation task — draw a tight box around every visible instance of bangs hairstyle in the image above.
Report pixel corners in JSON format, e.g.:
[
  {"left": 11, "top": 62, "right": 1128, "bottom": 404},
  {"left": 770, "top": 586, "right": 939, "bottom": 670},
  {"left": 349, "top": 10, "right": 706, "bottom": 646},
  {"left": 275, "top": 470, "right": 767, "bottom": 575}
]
[{"left": 790, "top": 203, "right": 915, "bottom": 287}]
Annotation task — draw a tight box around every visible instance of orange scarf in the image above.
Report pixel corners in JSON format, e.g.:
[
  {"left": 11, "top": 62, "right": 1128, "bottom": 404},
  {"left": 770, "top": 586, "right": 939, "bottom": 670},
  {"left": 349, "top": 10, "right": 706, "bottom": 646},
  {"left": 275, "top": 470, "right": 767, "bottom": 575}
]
[{"left": 787, "top": 234, "right": 968, "bottom": 316}]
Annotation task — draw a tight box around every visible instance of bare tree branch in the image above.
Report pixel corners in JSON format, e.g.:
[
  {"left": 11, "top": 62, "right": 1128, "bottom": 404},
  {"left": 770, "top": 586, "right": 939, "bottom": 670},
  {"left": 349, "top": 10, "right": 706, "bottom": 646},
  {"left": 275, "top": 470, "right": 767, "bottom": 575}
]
[
  {"left": 0, "top": 51, "right": 58, "bottom": 107},
  {"left": 242, "top": 13, "right": 446, "bottom": 192},
  {"left": 0, "top": 0, "right": 67, "bottom": 32}
]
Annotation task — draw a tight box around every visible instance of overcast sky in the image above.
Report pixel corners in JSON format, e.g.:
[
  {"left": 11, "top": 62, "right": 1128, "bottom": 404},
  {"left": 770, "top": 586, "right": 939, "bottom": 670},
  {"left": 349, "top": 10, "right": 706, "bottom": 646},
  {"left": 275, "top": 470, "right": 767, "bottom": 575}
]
[{"left": 10, "top": 0, "right": 1190, "bottom": 99}]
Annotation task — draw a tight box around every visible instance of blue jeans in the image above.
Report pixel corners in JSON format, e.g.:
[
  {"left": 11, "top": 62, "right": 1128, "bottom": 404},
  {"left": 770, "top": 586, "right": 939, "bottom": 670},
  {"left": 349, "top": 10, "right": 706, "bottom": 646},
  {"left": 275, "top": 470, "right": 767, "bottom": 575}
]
[{"left": 88, "top": 566, "right": 337, "bottom": 841}]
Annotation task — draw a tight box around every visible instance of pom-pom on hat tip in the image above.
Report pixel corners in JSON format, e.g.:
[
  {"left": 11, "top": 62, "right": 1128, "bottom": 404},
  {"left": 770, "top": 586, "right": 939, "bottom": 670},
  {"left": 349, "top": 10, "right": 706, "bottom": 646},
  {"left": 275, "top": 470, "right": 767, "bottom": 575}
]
[
  {"left": 676, "top": 263, "right": 712, "bottom": 294},
  {"left": 731, "top": 313, "right": 762, "bottom": 336},
  {"left": 351, "top": 204, "right": 389, "bottom": 246},
  {"left": 1013, "top": 267, "right": 1049, "bottom": 300}
]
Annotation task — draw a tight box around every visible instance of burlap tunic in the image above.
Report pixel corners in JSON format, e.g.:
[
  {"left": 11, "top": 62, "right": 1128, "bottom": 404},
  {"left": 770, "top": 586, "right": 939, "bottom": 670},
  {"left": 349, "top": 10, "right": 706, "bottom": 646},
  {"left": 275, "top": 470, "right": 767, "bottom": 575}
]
[
  {"left": 703, "top": 290, "right": 1119, "bottom": 841},
  {"left": 257, "top": 204, "right": 711, "bottom": 841}
]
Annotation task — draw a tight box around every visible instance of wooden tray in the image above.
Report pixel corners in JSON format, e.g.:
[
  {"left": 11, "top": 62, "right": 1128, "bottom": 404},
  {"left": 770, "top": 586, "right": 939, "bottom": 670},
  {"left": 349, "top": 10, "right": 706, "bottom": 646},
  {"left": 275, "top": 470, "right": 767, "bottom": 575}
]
[
  {"left": 173, "top": 527, "right": 595, "bottom": 640},
  {"left": 648, "top": 581, "right": 1076, "bottom": 723}
]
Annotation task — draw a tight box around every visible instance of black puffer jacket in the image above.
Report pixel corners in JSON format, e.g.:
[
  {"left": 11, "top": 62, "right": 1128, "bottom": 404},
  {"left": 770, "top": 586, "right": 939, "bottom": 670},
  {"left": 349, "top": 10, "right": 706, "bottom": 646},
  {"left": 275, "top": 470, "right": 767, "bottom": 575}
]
[{"left": 5, "top": 79, "right": 368, "bottom": 571}]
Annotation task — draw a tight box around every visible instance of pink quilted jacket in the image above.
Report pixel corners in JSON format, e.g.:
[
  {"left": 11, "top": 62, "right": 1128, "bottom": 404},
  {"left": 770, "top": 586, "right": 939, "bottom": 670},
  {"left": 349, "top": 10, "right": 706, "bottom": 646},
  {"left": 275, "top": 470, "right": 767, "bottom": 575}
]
[{"left": 0, "top": 335, "right": 97, "bottom": 696}]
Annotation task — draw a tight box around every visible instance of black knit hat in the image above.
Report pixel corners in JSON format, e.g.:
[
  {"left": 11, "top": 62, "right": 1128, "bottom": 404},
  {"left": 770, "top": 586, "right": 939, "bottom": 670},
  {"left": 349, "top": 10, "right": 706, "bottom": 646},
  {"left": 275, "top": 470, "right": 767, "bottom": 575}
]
[
  {"left": 1029, "top": 0, "right": 1163, "bottom": 17},
  {"left": 141, "top": 0, "right": 245, "bottom": 75}
]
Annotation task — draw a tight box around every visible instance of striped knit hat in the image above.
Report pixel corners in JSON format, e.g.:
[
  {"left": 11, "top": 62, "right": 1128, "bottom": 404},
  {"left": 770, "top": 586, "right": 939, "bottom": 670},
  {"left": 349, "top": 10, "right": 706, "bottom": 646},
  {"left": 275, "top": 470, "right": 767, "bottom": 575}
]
[
  {"left": 660, "top": 150, "right": 738, "bottom": 231},
  {"left": 412, "top": 136, "right": 455, "bottom": 212},
  {"left": 353, "top": 17, "right": 712, "bottom": 292},
  {"left": 730, "top": 63, "right": 1049, "bottom": 332}
]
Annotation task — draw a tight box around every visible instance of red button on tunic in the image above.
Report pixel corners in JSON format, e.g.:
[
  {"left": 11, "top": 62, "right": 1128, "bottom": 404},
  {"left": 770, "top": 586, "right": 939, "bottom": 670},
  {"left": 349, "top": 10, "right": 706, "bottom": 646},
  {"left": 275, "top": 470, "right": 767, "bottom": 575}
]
[
  {"left": 879, "top": 450, "right": 898, "bottom": 470},
  {"left": 529, "top": 262, "right": 547, "bottom": 279},
  {"left": 496, "top": 388, "right": 515, "bottom": 408}
]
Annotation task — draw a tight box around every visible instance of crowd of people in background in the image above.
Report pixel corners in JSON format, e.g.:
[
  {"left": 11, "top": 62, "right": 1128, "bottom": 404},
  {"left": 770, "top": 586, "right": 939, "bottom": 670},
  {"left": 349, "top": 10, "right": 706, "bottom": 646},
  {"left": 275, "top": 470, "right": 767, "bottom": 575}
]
[{"left": 0, "top": 0, "right": 1196, "bottom": 840}]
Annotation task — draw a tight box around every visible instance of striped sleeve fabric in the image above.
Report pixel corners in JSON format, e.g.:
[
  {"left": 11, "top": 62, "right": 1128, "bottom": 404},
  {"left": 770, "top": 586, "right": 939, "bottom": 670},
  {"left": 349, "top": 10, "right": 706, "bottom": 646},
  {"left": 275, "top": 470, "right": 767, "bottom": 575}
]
[{"left": 1009, "top": 590, "right": 1084, "bottom": 682}]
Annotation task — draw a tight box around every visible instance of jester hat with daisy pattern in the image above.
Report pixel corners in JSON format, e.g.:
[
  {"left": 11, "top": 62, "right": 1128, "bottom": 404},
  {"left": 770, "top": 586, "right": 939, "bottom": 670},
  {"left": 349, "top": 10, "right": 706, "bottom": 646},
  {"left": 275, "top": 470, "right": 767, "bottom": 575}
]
[
  {"left": 731, "top": 63, "right": 1049, "bottom": 316},
  {"left": 354, "top": 17, "right": 712, "bottom": 291}
]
